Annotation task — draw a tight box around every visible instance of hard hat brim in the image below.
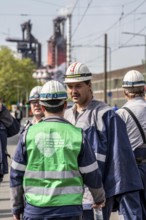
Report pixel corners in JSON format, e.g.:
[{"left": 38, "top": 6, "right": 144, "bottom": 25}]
[
  {"left": 39, "top": 100, "right": 65, "bottom": 107},
  {"left": 122, "top": 81, "right": 145, "bottom": 88},
  {"left": 64, "top": 76, "right": 92, "bottom": 83}
]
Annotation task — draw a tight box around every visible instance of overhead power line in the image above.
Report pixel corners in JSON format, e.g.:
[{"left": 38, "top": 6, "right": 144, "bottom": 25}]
[
  {"left": 71, "top": 0, "right": 79, "bottom": 14},
  {"left": 29, "top": 0, "right": 63, "bottom": 7},
  {"left": 0, "top": 13, "right": 56, "bottom": 17},
  {"left": 71, "top": 0, "right": 93, "bottom": 38},
  {"left": 121, "top": 26, "right": 146, "bottom": 46},
  {"left": 90, "top": 0, "right": 146, "bottom": 43}
]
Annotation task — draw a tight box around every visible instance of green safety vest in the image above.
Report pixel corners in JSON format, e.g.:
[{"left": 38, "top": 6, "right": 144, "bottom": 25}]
[{"left": 24, "top": 121, "right": 84, "bottom": 207}]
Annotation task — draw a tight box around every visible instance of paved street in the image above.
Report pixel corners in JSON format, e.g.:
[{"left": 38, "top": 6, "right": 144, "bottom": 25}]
[{"left": 0, "top": 131, "right": 123, "bottom": 220}]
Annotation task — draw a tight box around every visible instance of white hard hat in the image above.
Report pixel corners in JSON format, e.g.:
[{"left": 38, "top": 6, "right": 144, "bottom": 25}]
[
  {"left": 39, "top": 80, "right": 67, "bottom": 107},
  {"left": 64, "top": 62, "right": 92, "bottom": 83},
  {"left": 122, "top": 70, "right": 145, "bottom": 88},
  {"left": 29, "top": 86, "right": 42, "bottom": 102}
]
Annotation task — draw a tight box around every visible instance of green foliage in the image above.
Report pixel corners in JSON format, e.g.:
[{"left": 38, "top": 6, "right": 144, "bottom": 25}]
[{"left": 0, "top": 46, "right": 37, "bottom": 105}]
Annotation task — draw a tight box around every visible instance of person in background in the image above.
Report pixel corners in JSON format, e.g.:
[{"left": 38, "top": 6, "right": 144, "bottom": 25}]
[
  {"left": 64, "top": 62, "right": 143, "bottom": 220},
  {"left": 112, "top": 104, "right": 119, "bottom": 111},
  {"left": 10, "top": 80, "right": 105, "bottom": 220},
  {"left": 22, "top": 86, "right": 44, "bottom": 132},
  {"left": 0, "top": 102, "right": 20, "bottom": 183},
  {"left": 117, "top": 70, "right": 146, "bottom": 219},
  {"left": 9, "top": 86, "right": 43, "bottom": 218},
  {"left": 14, "top": 106, "right": 23, "bottom": 125}
]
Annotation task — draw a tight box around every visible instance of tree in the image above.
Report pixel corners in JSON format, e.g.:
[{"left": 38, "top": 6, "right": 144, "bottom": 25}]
[{"left": 0, "top": 46, "right": 37, "bottom": 106}]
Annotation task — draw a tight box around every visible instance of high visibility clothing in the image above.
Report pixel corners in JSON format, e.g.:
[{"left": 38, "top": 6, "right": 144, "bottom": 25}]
[
  {"left": 24, "top": 121, "right": 83, "bottom": 207},
  {"left": 10, "top": 116, "right": 104, "bottom": 219}
]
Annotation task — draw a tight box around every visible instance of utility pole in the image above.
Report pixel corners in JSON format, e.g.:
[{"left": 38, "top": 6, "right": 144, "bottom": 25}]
[
  {"left": 122, "top": 32, "right": 146, "bottom": 74},
  {"left": 66, "top": 13, "right": 72, "bottom": 67},
  {"left": 104, "top": 33, "right": 107, "bottom": 103}
]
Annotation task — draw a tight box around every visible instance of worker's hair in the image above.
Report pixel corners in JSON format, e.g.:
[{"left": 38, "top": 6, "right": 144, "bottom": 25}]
[
  {"left": 124, "top": 87, "right": 145, "bottom": 98},
  {"left": 83, "top": 80, "right": 93, "bottom": 96},
  {"left": 84, "top": 80, "right": 91, "bottom": 85},
  {"left": 43, "top": 100, "right": 65, "bottom": 113}
]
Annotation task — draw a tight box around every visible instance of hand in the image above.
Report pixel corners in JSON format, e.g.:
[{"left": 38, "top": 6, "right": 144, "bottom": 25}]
[
  {"left": 92, "top": 201, "right": 105, "bottom": 209},
  {"left": 13, "top": 214, "right": 21, "bottom": 220}
]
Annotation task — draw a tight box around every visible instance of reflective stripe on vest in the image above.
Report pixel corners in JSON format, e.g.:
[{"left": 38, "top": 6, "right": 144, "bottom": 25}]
[
  {"left": 25, "top": 170, "right": 81, "bottom": 179},
  {"left": 24, "top": 121, "right": 83, "bottom": 207}
]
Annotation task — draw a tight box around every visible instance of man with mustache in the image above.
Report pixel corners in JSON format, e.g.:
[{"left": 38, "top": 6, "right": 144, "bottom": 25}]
[{"left": 64, "top": 62, "right": 143, "bottom": 220}]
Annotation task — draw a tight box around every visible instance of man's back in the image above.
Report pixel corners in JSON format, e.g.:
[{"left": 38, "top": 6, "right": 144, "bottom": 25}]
[{"left": 117, "top": 97, "right": 146, "bottom": 150}]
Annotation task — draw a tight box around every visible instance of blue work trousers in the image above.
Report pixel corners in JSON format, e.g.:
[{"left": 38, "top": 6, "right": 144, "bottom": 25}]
[
  {"left": 102, "top": 191, "right": 142, "bottom": 220},
  {"left": 23, "top": 216, "right": 82, "bottom": 220},
  {"left": 134, "top": 147, "right": 146, "bottom": 219},
  {"left": 82, "top": 209, "right": 103, "bottom": 220},
  {"left": 82, "top": 210, "right": 94, "bottom": 220}
]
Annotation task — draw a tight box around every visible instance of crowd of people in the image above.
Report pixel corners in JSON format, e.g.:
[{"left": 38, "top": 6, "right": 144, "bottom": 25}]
[{"left": 0, "top": 62, "right": 146, "bottom": 220}]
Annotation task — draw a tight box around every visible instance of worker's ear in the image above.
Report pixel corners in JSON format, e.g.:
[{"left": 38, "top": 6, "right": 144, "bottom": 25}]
[
  {"left": 88, "top": 81, "right": 92, "bottom": 88},
  {"left": 64, "top": 101, "right": 67, "bottom": 109},
  {"left": 41, "top": 105, "right": 45, "bottom": 112}
]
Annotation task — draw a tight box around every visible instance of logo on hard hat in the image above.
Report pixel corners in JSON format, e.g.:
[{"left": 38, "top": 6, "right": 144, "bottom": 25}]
[
  {"left": 33, "top": 94, "right": 40, "bottom": 98},
  {"left": 70, "top": 62, "right": 77, "bottom": 73}
]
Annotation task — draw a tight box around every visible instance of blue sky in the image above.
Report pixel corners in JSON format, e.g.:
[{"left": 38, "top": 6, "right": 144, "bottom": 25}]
[{"left": 0, "top": 0, "right": 146, "bottom": 73}]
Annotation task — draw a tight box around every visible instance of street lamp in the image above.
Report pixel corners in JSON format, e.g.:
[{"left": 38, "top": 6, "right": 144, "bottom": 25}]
[{"left": 122, "top": 31, "right": 146, "bottom": 73}]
